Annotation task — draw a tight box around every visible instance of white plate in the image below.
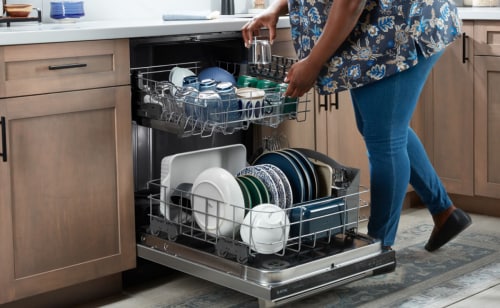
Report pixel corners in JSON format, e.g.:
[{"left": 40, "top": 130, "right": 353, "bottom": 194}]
[
  {"left": 160, "top": 144, "right": 247, "bottom": 221},
  {"left": 240, "top": 203, "right": 290, "bottom": 254},
  {"left": 192, "top": 167, "right": 245, "bottom": 237}
]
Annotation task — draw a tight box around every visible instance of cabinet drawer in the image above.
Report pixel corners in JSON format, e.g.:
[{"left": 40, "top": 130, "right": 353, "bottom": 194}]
[
  {"left": 0, "top": 39, "right": 130, "bottom": 97},
  {"left": 474, "top": 21, "right": 500, "bottom": 56}
]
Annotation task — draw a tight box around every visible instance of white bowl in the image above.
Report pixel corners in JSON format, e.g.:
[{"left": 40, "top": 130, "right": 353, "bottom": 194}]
[
  {"left": 169, "top": 67, "right": 196, "bottom": 88},
  {"left": 240, "top": 203, "right": 290, "bottom": 254}
]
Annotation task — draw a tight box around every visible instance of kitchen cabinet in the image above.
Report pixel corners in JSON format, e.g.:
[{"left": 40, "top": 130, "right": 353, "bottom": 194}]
[
  {"left": 474, "top": 21, "right": 500, "bottom": 199},
  {"left": 418, "top": 21, "right": 475, "bottom": 196},
  {"left": 417, "top": 20, "right": 500, "bottom": 213},
  {"left": 0, "top": 39, "right": 135, "bottom": 304}
]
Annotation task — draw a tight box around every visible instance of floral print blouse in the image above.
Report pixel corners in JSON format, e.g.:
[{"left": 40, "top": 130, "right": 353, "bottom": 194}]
[{"left": 288, "top": 0, "right": 462, "bottom": 94}]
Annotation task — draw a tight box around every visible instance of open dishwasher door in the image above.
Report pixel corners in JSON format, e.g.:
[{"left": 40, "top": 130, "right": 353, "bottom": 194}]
[{"left": 135, "top": 147, "right": 396, "bottom": 307}]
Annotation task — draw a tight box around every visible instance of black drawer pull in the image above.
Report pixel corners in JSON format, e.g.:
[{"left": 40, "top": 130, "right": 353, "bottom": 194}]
[
  {"left": 48, "top": 63, "right": 88, "bottom": 70},
  {"left": 462, "top": 32, "right": 469, "bottom": 64},
  {"left": 1, "top": 116, "right": 7, "bottom": 162}
]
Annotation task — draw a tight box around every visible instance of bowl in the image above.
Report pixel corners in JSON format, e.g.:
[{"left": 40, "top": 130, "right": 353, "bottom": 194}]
[
  {"left": 198, "top": 67, "right": 236, "bottom": 85},
  {"left": 4, "top": 4, "right": 33, "bottom": 18},
  {"left": 240, "top": 203, "right": 290, "bottom": 254}
]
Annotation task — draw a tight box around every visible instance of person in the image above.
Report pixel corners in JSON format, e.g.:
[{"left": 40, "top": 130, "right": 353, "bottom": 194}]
[{"left": 242, "top": 0, "right": 472, "bottom": 251}]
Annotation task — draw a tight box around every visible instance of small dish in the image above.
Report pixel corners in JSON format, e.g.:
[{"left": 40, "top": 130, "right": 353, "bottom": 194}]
[
  {"left": 192, "top": 167, "right": 245, "bottom": 237},
  {"left": 240, "top": 203, "right": 290, "bottom": 254}
]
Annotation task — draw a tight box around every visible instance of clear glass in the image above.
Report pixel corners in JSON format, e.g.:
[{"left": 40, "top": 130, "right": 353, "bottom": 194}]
[{"left": 248, "top": 36, "right": 272, "bottom": 65}]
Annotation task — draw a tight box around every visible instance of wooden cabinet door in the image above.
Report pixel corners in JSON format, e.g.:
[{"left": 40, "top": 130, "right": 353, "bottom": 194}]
[
  {"left": 0, "top": 86, "right": 135, "bottom": 304},
  {"left": 423, "top": 22, "right": 475, "bottom": 196},
  {"left": 316, "top": 91, "right": 370, "bottom": 189},
  {"left": 474, "top": 56, "right": 500, "bottom": 199}
]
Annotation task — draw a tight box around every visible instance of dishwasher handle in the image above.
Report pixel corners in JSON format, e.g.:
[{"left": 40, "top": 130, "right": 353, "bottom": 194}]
[{"left": 0, "top": 116, "right": 6, "bottom": 162}]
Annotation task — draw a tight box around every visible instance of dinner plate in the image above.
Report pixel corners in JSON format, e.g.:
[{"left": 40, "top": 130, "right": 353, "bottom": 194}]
[
  {"left": 235, "top": 177, "right": 252, "bottom": 212},
  {"left": 159, "top": 144, "right": 246, "bottom": 221},
  {"left": 309, "top": 159, "right": 333, "bottom": 198},
  {"left": 282, "top": 148, "right": 319, "bottom": 201},
  {"left": 253, "top": 151, "right": 305, "bottom": 204},
  {"left": 237, "top": 175, "right": 263, "bottom": 208},
  {"left": 259, "top": 163, "right": 293, "bottom": 208},
  {"left": 192, "top": 167, "right": 245, "bottom": 237},
  {"left": 244, "top": 175, "right": 270, "bottom": 204},
  {"left": 252, "top": 164, "right": 287, "bottom": 209},
  {"left": 237, "top": 165, "right": 279, "bottom": 207}
]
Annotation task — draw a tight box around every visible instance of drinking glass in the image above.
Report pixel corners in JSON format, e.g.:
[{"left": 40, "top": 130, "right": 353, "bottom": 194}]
[{"left": 248, "top": 37, "right": 272, "bottom": 65}]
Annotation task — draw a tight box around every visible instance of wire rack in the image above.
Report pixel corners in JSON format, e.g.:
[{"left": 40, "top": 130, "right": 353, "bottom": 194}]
[
  {"left": 146, "top": 177, "right": 368, "bottom": 264},
  {"left": 130, "top": 59, "right": 310, "bottom": 137}
]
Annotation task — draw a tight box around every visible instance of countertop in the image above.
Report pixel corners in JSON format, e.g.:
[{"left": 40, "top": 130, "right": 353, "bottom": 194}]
[{"left": 0, "top": 8, "right": 499, "bottom": 46}]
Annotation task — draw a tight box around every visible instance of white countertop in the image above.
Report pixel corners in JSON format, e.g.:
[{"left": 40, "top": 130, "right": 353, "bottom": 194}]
[{"left": 0, "top": 8, "right": 499, "bottom": 46}]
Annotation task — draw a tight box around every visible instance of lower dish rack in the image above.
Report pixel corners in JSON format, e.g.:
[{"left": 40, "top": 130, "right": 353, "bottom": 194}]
[
  {"left": 131, "top": 59, "right": 310, "bottom": 137},
  {"left": 137, "top": 149, "right": 396, "bottom": 307}
]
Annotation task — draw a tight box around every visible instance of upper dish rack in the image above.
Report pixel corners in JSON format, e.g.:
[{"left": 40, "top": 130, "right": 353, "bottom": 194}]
[{"left": 130, "top": 59, "right": 310, "bottom": 137}]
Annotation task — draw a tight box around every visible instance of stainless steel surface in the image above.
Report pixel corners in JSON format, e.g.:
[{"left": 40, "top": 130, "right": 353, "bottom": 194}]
[{"left": 138, "top": 233, "right": 396, "bottom": 306}]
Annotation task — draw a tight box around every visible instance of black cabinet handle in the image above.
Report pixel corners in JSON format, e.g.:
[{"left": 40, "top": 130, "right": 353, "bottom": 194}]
[
  {"left": 48, "top": 63, "right": 87, "bottom": 70},
  {"left": 318, "top": 94, "right": 328, "bottom": 111},
  {"left": 330, "top": 92, "right": 339, "bottom": 110},
  {"left": 0, "top": 116, "right": 6, "bottom": 162},
  {"left": 462, "top": 32, "right": 469, "bottom": 64}
]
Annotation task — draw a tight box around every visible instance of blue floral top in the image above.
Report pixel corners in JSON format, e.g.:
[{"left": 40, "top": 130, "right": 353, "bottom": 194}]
[{"left": 288, "top": 0, "right": 462, "bottom": 94}]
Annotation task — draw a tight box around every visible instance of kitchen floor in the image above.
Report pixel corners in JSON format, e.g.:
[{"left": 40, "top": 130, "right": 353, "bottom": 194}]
[{"left": 80, "top": 208, "right": 500, "bottom": 308}]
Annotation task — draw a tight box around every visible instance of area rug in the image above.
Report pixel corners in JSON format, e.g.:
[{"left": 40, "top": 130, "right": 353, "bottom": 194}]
[{"left": 145, "top": 210, "right": 500, "bottom": 308}]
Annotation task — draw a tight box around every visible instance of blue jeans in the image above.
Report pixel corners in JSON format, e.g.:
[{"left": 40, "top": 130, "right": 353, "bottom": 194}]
[{"left": 349, "top": 50, "right": 453, "bottom": 246}]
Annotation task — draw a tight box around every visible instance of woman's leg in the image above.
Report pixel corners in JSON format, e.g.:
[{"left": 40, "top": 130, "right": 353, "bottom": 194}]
[{"left": 350, "top": 50, "right": 450, "bottom": 246}]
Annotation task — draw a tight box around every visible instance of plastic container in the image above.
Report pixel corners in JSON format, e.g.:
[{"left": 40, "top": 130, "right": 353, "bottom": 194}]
[{"left": 50, "top": 1, "right": 85, "bottom": 22}]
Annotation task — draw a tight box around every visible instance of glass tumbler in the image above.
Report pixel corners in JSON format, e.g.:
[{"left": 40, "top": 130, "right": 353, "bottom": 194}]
[{"left": 248, "top": 37, "right": 272, "bottom": 65}]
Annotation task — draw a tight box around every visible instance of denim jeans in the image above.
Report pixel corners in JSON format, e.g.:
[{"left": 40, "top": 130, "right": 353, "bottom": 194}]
[{"left": 349, "top": 50, "right": 453, "bottom": 246}]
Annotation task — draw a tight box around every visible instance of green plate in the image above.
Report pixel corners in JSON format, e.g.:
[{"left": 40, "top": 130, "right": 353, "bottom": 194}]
[
  {"left": 237, "top": 175, "right": 263, "bottom": 208},
  {"left": 236, "top": 177, "right": 252, "bottom": 212},
  {"left": 242, "top": 175, "right": 270, "bottom": 204}
]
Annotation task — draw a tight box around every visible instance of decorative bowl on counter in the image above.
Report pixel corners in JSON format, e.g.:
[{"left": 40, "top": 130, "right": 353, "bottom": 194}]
[{"left": 3, "top": 4, "right": 33, "bottom": 17}]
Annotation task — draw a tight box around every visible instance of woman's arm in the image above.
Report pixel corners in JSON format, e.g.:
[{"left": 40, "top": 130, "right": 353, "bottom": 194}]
[{"left": 285, "top": 0, "right": 367, "bottom": 97}]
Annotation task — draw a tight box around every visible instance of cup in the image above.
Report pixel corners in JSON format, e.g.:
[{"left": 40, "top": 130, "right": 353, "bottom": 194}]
[
  {"left": 236, "top": 87, "right": 266, "bottom": 120},
  {"left": 196, "top": 91, "right": 222, "bottom": 123},
  {"left": 248, "top": 37, "right": 272, "bottom": 65},
  {"left": 215, "top": 82, "right": 239, "bottom": 123}
]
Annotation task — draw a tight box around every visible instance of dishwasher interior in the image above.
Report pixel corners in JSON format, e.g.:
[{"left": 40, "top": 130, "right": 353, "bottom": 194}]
[{"left": 130, "top": 32, "right": 396, "bottom": 307}]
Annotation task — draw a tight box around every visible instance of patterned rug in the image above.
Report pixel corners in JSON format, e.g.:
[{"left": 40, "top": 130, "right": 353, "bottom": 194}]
[{"left": 149, "top": 211, "right": 500, "bottom": 308}]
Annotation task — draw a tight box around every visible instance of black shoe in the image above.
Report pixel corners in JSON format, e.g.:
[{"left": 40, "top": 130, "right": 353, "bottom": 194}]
[{"left": 425, "top": 208, "right": 472, "bottom": 252}]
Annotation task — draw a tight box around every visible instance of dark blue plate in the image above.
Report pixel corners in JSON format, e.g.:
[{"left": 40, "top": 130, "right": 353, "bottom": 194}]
[
  {"left": 282, "top": 148, "right": 318, "bottom": 201},
  {"left": 253, "top": 151, "right": 305, "bottom": 204}
]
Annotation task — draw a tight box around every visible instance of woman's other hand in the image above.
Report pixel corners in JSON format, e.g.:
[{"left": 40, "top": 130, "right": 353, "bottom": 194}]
[{"left": 284, "top": 57, "right": 322, "bottom": 98}]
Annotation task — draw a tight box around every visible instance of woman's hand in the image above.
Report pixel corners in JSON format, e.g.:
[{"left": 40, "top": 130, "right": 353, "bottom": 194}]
[
  {"left": 241, "top": 0, "right": 289, "bottom": 47},
  {"left": 284, "top": 57, "right": 323, "bottom": 98}
]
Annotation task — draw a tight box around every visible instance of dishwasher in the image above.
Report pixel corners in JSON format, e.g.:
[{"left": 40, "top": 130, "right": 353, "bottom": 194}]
[{"left": 129, "top": 31, "right": 396, "bottom": 307}]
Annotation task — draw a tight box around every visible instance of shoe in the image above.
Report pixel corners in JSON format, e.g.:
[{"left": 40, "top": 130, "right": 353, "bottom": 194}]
[{"left": 425, "top": 208, "right": 472, "bottom": 252}]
